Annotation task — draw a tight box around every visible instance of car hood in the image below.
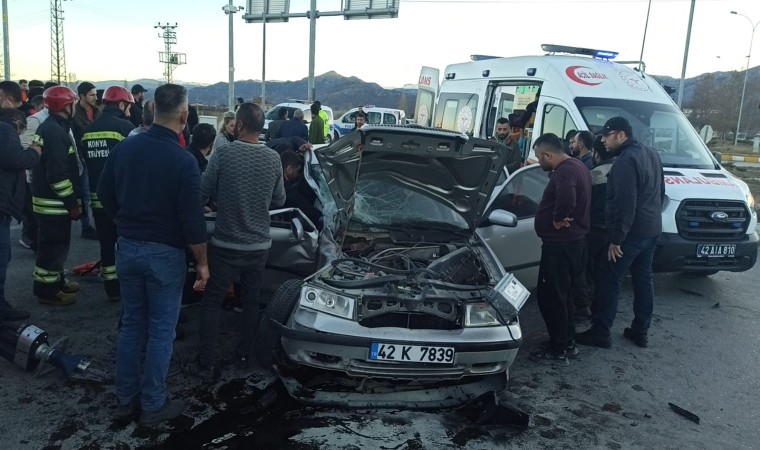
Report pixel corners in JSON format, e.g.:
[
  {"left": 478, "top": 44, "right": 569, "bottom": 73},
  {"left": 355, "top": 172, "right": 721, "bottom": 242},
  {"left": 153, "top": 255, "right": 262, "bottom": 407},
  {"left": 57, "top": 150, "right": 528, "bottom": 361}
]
[
  {"left": 315, "top": 125, "right": 509, "bottom": 232},
  {"left": 663, "top": 168, "right": 749, "bottom": 202}
]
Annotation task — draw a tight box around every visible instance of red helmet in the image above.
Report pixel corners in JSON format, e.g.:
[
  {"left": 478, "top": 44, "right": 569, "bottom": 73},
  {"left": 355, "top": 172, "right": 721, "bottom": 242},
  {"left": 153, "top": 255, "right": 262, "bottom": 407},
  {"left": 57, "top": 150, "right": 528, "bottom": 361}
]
[
  {"left": 103, "top": 86, "right": 135, "bottom": 104},
  {"left": 43, "top": 86, "right": 77, "bottom": 114}
]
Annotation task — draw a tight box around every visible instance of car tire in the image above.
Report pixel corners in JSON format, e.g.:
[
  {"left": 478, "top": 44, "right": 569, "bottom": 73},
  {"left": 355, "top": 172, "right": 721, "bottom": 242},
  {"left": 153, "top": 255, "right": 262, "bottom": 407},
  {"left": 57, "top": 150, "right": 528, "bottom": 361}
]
[
  {"left": 325, "top": 134, "right": 333, "bottom": 145},
  {"left": 254, "top": 278, "right": 304, "bottom": 369}
]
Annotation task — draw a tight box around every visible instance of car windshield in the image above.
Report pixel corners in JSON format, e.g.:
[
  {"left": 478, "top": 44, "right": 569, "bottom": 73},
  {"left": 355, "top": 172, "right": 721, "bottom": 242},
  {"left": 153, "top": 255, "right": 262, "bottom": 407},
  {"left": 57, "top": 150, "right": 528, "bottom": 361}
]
[
  {"left": 352, "top": 177, "right": 469, "bottom": 231},
  {"left": 574, "top": 97, "right": 717, "bottom": 170}
]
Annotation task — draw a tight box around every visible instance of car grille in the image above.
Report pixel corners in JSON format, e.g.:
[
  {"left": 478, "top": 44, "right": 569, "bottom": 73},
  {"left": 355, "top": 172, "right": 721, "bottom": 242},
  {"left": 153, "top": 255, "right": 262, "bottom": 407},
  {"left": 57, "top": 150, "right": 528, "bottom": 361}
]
[
  {"left": 360, "top": 312, "right": 461, "bottom": 330},
  {"left": 358, "top": 297, "right": 462, "bottom": 330},
  {"left": 676, "top": 199, "right": 749, "bottom": 240},
  {"left": 347, "top": 359, "right": 466, "bottom": 379}
]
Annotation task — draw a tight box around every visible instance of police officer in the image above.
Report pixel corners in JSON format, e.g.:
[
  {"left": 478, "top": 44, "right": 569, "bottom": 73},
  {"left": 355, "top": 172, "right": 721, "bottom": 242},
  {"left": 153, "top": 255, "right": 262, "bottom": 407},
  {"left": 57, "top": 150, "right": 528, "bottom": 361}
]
[
  {"left": 81, "top": 86, "right": 135, "bottom": 301},
  {"left": 31, "top": 86, "right": 81, "bottom": 306}
]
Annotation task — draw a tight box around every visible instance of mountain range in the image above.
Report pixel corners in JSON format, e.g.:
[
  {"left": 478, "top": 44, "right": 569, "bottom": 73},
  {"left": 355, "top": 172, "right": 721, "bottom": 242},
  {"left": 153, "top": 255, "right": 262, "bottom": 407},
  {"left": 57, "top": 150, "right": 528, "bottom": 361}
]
[{"left": 91, "top": 66, "right": 760, "bottom": 117}]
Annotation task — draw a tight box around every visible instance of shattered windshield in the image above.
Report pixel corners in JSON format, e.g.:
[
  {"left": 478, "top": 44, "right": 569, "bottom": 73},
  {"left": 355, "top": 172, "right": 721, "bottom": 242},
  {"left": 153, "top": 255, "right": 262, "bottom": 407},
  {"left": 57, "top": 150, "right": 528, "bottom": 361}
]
[
  {"left": 352, "top": 177, "right": 469, "bottom": 230},
  {"left": 575, "top": 97, "right": 717, "bottom": 170}
]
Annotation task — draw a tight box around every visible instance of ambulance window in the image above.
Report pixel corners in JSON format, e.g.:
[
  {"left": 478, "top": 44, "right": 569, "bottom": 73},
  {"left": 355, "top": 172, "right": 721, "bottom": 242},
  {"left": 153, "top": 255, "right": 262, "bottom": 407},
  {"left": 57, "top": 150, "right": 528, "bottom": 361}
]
[
  {"left": 542, "top": 104, "right": 577, "bottom": 140},
  {"left": 434, "top": 93, "right": 478, "bottom": 135},
  {"left": 383, "top": 113, "right": 397, "bottom": 125}
]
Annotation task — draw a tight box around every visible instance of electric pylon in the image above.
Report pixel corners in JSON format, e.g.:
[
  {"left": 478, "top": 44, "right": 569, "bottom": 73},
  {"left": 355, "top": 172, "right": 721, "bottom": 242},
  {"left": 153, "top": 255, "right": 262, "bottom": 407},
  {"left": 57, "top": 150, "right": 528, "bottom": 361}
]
[
  {"left": 155, "top": 22, "right": 186, "bottom": 84},
  {"left": 50, "top": 0, "right": 68, "bottom": 84}
]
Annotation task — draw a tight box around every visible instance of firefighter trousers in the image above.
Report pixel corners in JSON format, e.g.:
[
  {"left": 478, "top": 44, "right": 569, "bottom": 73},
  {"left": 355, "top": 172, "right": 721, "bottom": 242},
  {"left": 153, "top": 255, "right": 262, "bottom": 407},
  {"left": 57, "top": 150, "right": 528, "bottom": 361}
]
[
  {"left": 93, "top": 209, "right": 120, "bottom": 298},
  {"left": 33, "top": 215, "right": 72, "bottom": 298}
]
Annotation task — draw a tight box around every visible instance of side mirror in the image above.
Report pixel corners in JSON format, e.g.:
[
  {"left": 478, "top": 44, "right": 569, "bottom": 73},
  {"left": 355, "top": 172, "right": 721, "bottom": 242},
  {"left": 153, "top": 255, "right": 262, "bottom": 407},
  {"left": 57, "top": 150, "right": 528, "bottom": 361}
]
[
  {"left": 291, "top": 217, "right": 304, "bottom": 242},
  {"left": 712, "top": 151, "right": 722, "bottom": 163},
  {"left": 485, "top": 209, "right": 518, "bottom": 228}
]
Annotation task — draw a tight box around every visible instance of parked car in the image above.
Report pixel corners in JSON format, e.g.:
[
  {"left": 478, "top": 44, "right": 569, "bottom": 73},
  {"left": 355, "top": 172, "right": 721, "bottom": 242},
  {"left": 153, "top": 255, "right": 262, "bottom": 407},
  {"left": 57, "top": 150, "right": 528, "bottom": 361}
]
[
  {"left": 334, "top": 106, "right": 407, "bottom": 138},
  {"left": 250, "top": 126, "right": 539, "bottom": 406},
  {"left": 262, "top": 101, "right": 337, "bottom": 143}
]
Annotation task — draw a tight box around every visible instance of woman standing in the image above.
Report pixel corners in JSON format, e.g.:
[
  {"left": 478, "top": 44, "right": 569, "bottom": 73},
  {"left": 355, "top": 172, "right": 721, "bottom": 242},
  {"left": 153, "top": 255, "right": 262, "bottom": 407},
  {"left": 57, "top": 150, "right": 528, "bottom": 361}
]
[{"left": 213, "top": 111, "right": 236, "bottom": 152}]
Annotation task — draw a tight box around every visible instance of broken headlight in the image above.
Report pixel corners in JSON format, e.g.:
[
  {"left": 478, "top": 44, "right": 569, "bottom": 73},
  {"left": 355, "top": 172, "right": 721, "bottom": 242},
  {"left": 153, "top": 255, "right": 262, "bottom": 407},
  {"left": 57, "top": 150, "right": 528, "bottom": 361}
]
[
  {"left": 300, "top": 286, "right": 356, "bottom": 319},
  {"left": 464, "top": 303, "right": 502, "bottom": 327},
  {"left": 487, "top": 273, "right": 530, "bottom": 322}
]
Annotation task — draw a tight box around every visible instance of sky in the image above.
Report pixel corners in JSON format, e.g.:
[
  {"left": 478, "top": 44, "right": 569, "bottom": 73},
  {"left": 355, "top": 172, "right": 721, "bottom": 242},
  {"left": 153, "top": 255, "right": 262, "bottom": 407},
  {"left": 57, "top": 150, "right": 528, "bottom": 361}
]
[{"left": 3, "top": 0, "right": 760, "bottom": 89}]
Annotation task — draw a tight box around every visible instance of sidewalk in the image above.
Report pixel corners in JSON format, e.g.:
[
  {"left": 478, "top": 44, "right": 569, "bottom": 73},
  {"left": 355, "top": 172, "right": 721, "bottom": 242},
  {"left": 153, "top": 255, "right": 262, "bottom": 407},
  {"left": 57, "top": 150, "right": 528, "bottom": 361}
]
[{"left": 721, "top": 153, "right": 760, "bottom": 163}]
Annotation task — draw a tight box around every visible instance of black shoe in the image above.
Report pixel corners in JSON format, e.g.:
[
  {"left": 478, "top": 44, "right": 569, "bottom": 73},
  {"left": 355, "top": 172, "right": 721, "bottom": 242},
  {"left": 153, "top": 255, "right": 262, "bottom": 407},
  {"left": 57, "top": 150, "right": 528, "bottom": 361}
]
[
  {"left": 139, "top": 399, "right": 186, "bottom": 428},
  {"left": 81, "top": 228, "right": 99, "bottom": 240},
  {"left": 115, "top": 399, "right": 140, "bottom": 422},
  {"left": 539, "top": 340, "right": 579, "bottom": 358},
  {"left": 575, "top": 328, "right": 612, "bottom": 349},
  {"left": 529, "top": 348, "right": 569, "bottom": 367},
  {"left": 2, "top": 301, "right": 31, "bottom": 321},
  {"left": 623, "top": 327, "right": 649, "bottom": 348}
]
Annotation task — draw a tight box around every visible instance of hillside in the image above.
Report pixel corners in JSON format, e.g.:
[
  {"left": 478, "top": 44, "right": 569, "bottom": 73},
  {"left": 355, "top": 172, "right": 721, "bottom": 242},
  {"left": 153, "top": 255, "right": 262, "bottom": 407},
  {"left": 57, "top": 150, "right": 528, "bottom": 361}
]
[{"left": 187, "top": 71, "right": 416, "bottom": 115}]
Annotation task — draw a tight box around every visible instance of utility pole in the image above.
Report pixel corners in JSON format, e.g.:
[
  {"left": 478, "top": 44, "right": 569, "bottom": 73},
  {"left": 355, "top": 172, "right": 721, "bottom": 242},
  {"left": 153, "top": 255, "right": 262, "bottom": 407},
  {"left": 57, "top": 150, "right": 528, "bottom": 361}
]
[
  {"left": 307, "top": 0, "right": 317, "bottom": 101},
  {"left": 155, "top": 22, "right": 186, "bottom": 84},
  {"left": 677, "top": 0, "right": 696, "bottom": 109},
  {"left": 50, "top": 0, "right": 68, "bottom": 85},
  {"left": 2, "top": 0, "right": 10, "bottom": 80},
  {"left": 262, "top": 0, "right": 267, "bottom": 109},
  {"left": 223, "top": 1, "right": 243, "bottom": 111}
]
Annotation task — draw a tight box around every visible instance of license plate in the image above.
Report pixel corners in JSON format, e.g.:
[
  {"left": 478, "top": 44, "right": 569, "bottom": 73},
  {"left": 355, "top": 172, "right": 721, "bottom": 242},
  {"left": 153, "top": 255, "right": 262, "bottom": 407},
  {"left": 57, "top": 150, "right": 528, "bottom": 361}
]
[
  {"left": 369, "top": 343, "right": 455, "bottom": 364},
  {"left": 696, "top": 244, "right": 736, "bottom": 258}
]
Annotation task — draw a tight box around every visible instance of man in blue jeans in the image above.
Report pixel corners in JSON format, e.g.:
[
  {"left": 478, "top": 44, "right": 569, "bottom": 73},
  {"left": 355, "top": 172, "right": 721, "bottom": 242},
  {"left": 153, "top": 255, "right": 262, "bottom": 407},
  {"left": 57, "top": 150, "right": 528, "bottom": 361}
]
[
  {"left": 98, "top": 84, "right": 209, "bottom": 427},
  {"left": 576, "top": 117, "right": 664, "bottom": 349}
]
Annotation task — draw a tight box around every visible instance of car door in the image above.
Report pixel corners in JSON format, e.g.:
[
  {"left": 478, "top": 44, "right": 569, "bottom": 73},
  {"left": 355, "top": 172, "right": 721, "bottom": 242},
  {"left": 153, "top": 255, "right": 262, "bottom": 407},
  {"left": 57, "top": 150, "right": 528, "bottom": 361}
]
[{"left": 477, "top": 164, "right": 549, "bottom": 289}]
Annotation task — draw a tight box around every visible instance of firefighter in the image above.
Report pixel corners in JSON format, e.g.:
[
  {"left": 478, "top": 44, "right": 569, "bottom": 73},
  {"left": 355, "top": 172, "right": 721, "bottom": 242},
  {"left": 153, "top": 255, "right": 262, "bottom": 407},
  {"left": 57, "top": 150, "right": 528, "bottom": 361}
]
[
  {"left": 31, "top": 86, "right": 81, "bottom": 305},
  {"left": 81, "top": 86, "right": 135, "bottom": 301}
]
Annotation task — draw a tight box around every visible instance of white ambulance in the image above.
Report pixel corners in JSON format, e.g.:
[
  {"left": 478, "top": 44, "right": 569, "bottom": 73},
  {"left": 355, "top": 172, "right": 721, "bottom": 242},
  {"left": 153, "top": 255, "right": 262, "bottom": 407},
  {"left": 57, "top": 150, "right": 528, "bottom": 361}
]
[{"left": 415, "top": 44, "right": 758, "bottom": 284}]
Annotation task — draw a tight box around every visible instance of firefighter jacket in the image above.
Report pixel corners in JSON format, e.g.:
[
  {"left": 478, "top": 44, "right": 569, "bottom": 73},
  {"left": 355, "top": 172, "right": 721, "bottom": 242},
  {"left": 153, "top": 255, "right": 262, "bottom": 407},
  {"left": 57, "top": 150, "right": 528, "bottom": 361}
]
[
  {"left": 31, "top": 114, "right": 80, "bottom": 216},
  {"left": 81, "top": 106, "right": 134, "bottom": 208}
]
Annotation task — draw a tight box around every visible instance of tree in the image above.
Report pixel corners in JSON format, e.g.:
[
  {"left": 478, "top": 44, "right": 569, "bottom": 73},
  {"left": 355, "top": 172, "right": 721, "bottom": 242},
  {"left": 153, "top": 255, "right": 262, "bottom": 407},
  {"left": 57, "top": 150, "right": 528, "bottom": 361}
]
[{"left": 686, "top": 73, "right": 718, "bottom": 130}]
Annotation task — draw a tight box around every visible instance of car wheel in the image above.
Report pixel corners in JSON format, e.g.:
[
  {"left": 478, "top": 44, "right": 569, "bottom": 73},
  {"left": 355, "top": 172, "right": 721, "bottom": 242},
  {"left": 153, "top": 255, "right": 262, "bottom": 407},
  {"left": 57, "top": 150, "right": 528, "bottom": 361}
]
[
  {"left": 254, "top": 278, "right": 303, "bottom": 368},
  {"left": 685, "top": 270, "right": 719, "bottom": 277},
  {"left": 325, "top": 133, "right": 333, "bottom": 145}
]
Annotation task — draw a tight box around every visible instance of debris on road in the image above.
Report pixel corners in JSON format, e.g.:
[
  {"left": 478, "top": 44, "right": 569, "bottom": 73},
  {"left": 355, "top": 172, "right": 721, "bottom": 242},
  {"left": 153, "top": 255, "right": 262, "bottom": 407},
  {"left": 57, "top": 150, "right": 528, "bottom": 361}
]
[{"left": 668, "top": 402, "right": 701, "bottom": 424}]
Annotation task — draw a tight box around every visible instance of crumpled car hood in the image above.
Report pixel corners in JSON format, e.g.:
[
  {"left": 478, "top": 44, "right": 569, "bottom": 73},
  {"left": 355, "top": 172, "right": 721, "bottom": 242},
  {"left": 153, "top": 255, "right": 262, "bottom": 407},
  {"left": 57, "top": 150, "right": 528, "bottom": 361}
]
[{"left": 315, "top": 126, "right": 509, "bottom": 232}]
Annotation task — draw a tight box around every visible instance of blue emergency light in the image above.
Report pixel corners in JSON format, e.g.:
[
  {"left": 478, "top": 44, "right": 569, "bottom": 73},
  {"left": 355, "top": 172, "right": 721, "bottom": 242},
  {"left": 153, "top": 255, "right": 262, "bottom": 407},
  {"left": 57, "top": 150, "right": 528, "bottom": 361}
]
[{"left": 541, "top": 44, "right": 618, "bottom": 60}]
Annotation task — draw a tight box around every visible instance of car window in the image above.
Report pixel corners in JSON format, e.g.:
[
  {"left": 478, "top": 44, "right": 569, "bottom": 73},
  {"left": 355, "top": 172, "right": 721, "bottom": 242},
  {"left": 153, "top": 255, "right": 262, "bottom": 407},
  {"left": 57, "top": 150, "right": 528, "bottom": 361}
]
[
  {"left": 383, "top": 113, "right": 397, "bottom": 125},
  {"left": 489, "top": 166, "right": 549, "bottom": 220},
  {"left": 265, "top": 106, "right": 283, "bottom": 121},
  {"left": 367, "top": 112, "right": 382, "bottom": 124},
  {"left": 342, "top": 112, "right": 356, "bottom": 124}
]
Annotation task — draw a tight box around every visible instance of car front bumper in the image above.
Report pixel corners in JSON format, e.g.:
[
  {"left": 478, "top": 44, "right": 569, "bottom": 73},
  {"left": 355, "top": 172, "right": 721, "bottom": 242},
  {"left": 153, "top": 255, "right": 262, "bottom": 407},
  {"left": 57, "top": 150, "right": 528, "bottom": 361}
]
[
  {"left": 653, "top": 231, "right": 759, "bottom": 273},
  {"left": 275, "top": 307, "right": 522, "bottom": 381}
]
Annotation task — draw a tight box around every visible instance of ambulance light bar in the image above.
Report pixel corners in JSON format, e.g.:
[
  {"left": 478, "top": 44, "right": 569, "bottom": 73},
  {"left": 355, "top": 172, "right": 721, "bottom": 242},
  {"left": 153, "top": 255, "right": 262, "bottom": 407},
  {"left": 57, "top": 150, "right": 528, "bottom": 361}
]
[{"left": 541, "top": 44, "right": 618, "bottom": 60}]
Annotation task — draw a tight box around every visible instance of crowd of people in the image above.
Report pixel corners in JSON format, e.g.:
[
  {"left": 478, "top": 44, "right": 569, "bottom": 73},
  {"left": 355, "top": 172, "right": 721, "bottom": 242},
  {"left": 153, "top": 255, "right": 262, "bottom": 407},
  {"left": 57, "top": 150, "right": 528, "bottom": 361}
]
[
  {"left": 0, "top": 79, "right": 324, "bottom": 427},
  {"left": 527, "top": 117, "right": 665, "bottom": 367}
]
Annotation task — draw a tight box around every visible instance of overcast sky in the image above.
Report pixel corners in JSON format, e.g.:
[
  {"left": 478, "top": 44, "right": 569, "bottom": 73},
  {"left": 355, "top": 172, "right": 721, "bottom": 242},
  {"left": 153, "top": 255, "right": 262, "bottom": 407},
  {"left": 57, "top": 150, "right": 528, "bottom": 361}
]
[{"left": 5, "top": 0, "right": 760, "bottom": 88}]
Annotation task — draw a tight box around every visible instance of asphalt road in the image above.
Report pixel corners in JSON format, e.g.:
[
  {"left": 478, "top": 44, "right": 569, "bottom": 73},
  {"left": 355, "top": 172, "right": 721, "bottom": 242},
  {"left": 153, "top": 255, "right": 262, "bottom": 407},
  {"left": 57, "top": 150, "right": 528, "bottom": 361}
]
[{"left": 0, "top": 222, "right": 758, "bottom": 449}]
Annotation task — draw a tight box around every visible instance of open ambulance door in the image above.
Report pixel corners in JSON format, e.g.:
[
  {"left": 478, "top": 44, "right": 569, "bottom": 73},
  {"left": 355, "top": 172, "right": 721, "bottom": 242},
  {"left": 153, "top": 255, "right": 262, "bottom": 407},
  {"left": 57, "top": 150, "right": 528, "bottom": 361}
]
[{"left": 413, "top": 67, "right": 439, "bottom": 127}]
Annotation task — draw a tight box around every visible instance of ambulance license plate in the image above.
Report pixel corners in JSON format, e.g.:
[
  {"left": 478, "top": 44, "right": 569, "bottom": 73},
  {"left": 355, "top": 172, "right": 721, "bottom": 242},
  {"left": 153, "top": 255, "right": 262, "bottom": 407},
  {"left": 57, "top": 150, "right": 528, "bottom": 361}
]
[{"left": 696, "top": 244, "right": 736, "bottom": 258}]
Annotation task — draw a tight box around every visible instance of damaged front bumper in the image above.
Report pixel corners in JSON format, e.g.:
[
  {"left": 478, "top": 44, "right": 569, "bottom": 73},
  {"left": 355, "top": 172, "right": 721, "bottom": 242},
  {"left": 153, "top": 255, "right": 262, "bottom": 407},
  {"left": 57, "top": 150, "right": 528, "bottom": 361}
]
[{"left": 274, "top": 307, "right": 522, "bottom": 381}]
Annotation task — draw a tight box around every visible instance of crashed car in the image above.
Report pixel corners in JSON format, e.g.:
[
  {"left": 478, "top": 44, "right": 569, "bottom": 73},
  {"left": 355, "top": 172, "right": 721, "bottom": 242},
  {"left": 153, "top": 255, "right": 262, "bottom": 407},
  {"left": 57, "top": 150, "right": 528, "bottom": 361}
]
[{"left": 253, "top": 126, "right": 531, "bottom": 406}]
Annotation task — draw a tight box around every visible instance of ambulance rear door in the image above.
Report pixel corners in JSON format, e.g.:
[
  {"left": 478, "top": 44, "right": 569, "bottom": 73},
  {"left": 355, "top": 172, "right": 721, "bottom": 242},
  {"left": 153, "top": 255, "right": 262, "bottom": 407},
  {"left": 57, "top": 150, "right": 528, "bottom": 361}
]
[{"left": 414, "top": 67, "right": 439, "bottom": 127}]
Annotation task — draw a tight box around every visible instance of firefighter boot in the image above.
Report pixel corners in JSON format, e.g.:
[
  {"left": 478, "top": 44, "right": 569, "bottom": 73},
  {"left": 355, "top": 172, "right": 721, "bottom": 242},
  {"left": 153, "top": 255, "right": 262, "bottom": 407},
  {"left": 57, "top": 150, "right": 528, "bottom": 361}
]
[{"left": 38, "top": 291, "right": 77, "bottom": 306}]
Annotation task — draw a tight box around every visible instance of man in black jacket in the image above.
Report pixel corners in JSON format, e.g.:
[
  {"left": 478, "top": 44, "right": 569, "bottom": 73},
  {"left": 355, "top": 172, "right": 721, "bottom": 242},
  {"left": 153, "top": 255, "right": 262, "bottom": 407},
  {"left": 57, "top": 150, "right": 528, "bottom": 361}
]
[
  {"left": 577, "top": 117, "right": 664, "bottom": 349},
  {"left": 129, "top": 84, "right": 148, "bottom": 128},
  {"left": 72, "top": 82, "right": 100, "bottom": 240},
  {"left": 32, "top": 86, "right": 82, "bottom": 306},
  {"left": 81, "top": 86, "right": 135, "bottom": 302},
  {"left": 0, "top": 109, "right": 40, "bottom": 322}
]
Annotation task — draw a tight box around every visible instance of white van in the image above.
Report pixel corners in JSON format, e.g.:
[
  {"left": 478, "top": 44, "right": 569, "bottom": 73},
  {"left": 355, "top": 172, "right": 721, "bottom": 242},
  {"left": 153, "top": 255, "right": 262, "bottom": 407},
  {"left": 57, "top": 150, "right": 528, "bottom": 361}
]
[
  {"left": 415, "top": 44, "right": 758, "bottom": 283},
  {"left": 334, "top": 106, "right": 407, "bottom": 138}
]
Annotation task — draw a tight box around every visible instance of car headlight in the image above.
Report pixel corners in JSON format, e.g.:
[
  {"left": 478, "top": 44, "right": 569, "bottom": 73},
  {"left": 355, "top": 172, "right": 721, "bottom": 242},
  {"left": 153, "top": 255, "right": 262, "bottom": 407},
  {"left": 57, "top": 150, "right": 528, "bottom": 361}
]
[
  {"left": 299, "top": 286, "right": 356, "bottom": 319},
  {"left": 464, "top": 303, "right": 502, "bottom": 327},
  {"left": 747, "top": 192, "right": 756, "bottom": 211}
]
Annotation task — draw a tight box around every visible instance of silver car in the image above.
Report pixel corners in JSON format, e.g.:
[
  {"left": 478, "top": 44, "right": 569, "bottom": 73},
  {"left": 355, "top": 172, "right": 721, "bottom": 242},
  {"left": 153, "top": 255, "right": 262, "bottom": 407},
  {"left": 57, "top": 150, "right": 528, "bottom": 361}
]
[{"left": 254, "top": 126, "right": 538, "bottom": 405}]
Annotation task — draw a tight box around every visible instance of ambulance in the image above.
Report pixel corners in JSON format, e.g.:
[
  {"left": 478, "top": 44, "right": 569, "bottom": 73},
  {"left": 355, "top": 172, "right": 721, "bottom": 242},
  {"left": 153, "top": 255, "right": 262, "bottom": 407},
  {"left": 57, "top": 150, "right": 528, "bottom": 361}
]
[{"left": 415, "top": 44, "right": 758, "bottom": 281}]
